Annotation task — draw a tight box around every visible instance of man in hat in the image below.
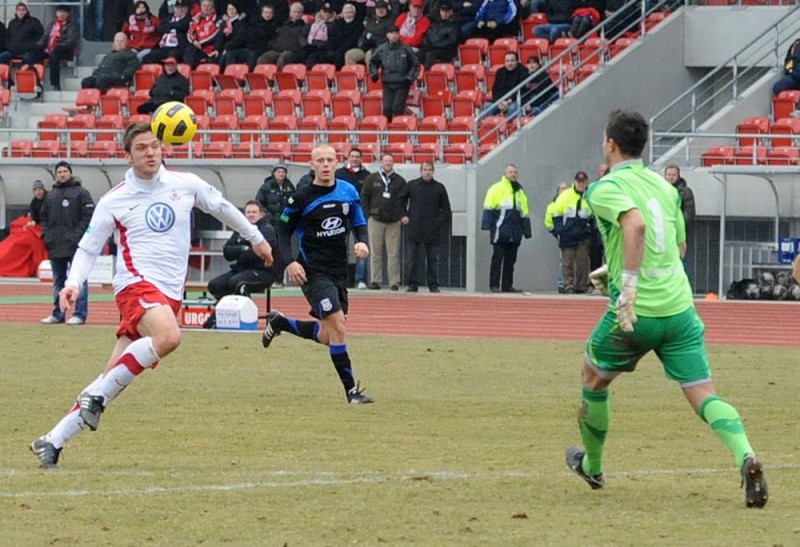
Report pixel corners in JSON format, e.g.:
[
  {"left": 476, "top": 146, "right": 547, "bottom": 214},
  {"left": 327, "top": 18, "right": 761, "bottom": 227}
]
[
  {"left": 142, "top": 0, "right": 191, "bottom": 64},
  {"left": 39, "top": 161, "right": 95, "bottom": 325},
  {"left": 20, "top": 4, "right": 79, "bottom": 91},
  {"left": 25, "top": 180, "right": 48, "bottom": 230},
  {"left": 345, "top": 0, "right": 395, "bottom": 66},
  {"left": 418, "top": 0, "right": 459, "bottom": 68},
  {"left": 256, "top": 165, "right": 296, "bottom": 228},
  {"left": 81, "top": 33, "right": 140, "bottom": 93},
  {"left": 137, "top": 56, "right": 190, "bottom": 113},
  {"left": 394, "top": 0, "right": 431, "bottom": 49},
  {"left": 369, "top": 24, "right": 419, "bottom": 121},
  {"left": 549, "top": 170, "right": 593, "bottom": 294},
  {"left": 0, "top": 2, "right": 44, "bottom": 66}
]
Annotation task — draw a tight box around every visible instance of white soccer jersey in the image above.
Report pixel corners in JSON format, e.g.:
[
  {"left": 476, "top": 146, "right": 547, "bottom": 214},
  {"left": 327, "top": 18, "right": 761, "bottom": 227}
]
[{"left": 67, "top": 166, "right": 265, "bottom": 300}]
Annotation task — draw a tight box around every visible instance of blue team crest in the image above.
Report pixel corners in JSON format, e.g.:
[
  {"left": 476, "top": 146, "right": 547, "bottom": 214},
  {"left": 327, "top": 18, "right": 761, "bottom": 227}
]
[
  {"left": 145, "top": 202, "right": 176, "bottom": 232},
  {"left": 342, "top": 203, "right": 349, "bottom": 216}
]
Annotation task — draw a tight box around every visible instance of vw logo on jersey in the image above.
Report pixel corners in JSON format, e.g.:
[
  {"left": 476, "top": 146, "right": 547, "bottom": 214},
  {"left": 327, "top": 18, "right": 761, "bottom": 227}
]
[
  {"left": 321, "top": 217, "right": 343, "bottom": 231},
  {"left": 145, "top": 202, "right": 176, "bottom": 233}
]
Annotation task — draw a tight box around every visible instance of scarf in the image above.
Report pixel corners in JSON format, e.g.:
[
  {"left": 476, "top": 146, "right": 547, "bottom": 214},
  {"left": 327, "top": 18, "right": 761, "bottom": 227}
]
[
  {"left": 128, "top": 13, "right": 156, "bottom": 33},
  {"left": 307, "top": 19, "right": 328, "bottom": 44},
  {"left": 160, "top": 12, "right": 184, "bottom": 47},
  {"left": 46, "top": 18, "right": 65, "bottom": 53},
  {"left": 223, "top": 14, "right": 239, "bottom": 36},
  {"left": 400, "top": 14, "right": 416, "bottom": 39}
]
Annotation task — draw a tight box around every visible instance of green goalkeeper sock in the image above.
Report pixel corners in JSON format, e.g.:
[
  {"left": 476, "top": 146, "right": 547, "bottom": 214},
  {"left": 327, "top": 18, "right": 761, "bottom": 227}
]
[
  {"left": 578, "top": 387, "right": 610, "bottom": 476},
  {"left": 698, "top": 395, "right": 754, "bottom": 468}
]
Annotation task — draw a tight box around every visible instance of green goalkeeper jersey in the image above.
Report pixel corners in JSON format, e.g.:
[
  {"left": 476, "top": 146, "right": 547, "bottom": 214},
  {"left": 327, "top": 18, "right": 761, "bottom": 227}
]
[{"left": 586, "top": 160, "right": 693, "bottom": 317}]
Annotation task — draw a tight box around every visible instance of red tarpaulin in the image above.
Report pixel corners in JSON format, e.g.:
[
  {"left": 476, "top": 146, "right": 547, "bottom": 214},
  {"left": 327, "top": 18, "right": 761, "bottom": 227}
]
[{"left": 0, "top": 216, "right": 48, "bottom": 277}]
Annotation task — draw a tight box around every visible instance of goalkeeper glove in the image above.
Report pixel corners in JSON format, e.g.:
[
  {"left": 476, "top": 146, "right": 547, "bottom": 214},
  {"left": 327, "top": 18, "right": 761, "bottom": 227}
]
[
  {"left": 589, "top": 264, "right": 609, "bottom": 296},
  {"left": 616, "top": 270, "right": 638, "bottom": 333}
]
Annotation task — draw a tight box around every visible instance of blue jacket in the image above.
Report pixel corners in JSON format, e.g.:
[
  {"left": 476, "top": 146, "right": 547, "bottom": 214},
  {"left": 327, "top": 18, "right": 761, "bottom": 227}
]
[
  {"left": 550, "top": 184, "right": 592, "bottom": 248},
  {"left": 481, "top": 176, "right": 531, "bottom": 245},
  {"left": 475, "top": 0, "right": 517, "bottom": 24}
]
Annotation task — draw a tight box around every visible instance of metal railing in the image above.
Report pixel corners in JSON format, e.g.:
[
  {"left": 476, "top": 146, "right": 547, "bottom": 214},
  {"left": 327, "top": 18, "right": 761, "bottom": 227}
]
[
  {"left": 649, "top": 3, "right": 800, "bottom": 163},
  {"left": 478, "top": 0, "right": 675, "bottom": 149}
]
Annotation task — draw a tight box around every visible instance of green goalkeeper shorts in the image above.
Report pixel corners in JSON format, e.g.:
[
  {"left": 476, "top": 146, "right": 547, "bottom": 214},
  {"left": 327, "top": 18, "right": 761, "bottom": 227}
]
[{"left": 585, "top": 306, "right": 711, "bottom": 385}]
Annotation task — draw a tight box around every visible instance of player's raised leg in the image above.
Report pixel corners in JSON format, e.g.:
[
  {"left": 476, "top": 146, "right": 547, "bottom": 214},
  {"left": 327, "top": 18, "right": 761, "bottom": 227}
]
[
  {"left": 31, "top": 297, "right": 181, "bottom": 468},
  {"left": 684, "top": 382, "right": 768, "bottom": 508}
]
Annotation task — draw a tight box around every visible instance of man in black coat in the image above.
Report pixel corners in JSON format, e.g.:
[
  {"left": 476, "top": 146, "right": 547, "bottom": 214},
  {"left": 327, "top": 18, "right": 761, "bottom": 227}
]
[
  {"left": 255, "top": 165, "right": 296, "bottom": 228},
  {"left": 0, "top": 2, "right": 44, "bottom": 65},
  {"left": 404, "top": 161, "right": 451, "bottom": 292},
  {"left": 491, "top": 51, "right": 529, "bottom": 117},
  {"left": 418, "top": 1, "right": 460, "bottom": 68},
  {"left": 208, "top": 200, "right": 282, "bottom": 300},
  {"left": 39, "top": 161, "right": 95, "bottom": 325},
  {"left": 137, "top": 56, "right": 190, "bottom": 113}
]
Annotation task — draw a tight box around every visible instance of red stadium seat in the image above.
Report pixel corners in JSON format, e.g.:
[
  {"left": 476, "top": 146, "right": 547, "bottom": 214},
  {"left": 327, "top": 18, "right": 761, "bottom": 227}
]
[
  {"left": 31, "top": 140, "right": 61, "bottom": 158},
  {"left": 8, "top": 139, "right": 34, "bottom": 157},
  {"left": 733, "top": 145, "right": 767, "bottom": 165},
  {"left": 418, "top": 115, "right": 447, "bottom": 145},
  {"left": 521, "top": 13, "right": 548, "bottom": 39},
  {"left": 214, "top": 63, "right": 249, "bottom": 90},
  {"left": 769, "top": 117, "right": 800, "bottom": 147},
  {"left": 456, "top": 64, "right": 486, "bottom": 94},
  {"left": 191, "top": 63, "right": 220, "bottom": 90},
  {"left": 209, "top": 114, "right": 238, "bottom": 142},
  {"left": 387, "top": 115, "right": 417, "bottom": 143},
  {"left": 135, "top": 64, "right": 162, "bottom": 91},
  {"left": 95, "top": 114, "right": 125, "bottom": 141},
  {"left": 766, "top": 146, "right": 799, "bottom": 165},
  {"left": 37, "top": 114, "right": 68, "bottom": 141},
  {"left": 362, "top": 94, "right": 384, "bottom": 118},
  {"left": 736, "top": 116, "right": 770, "bottom": 147},
  {"left": 245, "top": 64, "right": 277, "bottom": 90},
  {"left": 328, "top": 115, "right": 357, "bottom": 144},
  {"left": 772, "top": 90, "right": 800, "bottom": 121},
  {"left": 66, "top": 113, "right": 96, "bottom": 142},
  {"left": 244, "top": 88, "right": 273, "bottom": 116}
]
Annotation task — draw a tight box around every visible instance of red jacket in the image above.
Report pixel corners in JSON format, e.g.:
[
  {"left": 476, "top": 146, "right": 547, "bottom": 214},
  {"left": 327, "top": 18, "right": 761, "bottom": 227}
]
[
  {"left": 188, "top": 10, "right": 218, "bottom": 53},
  {"left": 123, "top": 14, "right": 161, "bottom": 50},
  {"left": 394, "top": 12, "right": 430, "bottom": 49}
]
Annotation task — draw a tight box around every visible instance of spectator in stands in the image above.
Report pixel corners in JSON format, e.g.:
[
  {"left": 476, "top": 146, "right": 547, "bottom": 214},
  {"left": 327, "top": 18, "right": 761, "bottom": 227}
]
[
  {"left": 137, "top": 56, "right": 190, "bottom": 113},
  {"left": 143, "top": 0, "right": 191, "bottom": 64},
  {"left": 335, "top": 148, "right": 371, "bottom": 289},
  {"left": 773, "top": 36, "right": 800, "bottom": 95},
  {"left": 533, "top": 0, "right": 576, "bottom": 42},
  {"left": 369, "top": 25, "right": 420, "bottom": 121},
  {"left": 491, "top": 51, "right": 529, "bottom": 117},
  {"left": 361, "top": 154, "right": 408, "bottom": 291},
  {"left": 344, "top": 0, "right": 395, "bottom": 66},
  {"left": 0, "top": 3, "right": 43, "bottom": 66},
  {"left": 208, "top": 201, "right": 282, "bottom": 300},
  {"left": 452, "top": 0, "right": 480, "bottom": 32},
  {"left": 418, "top": 1, "right": 460, "bottom": 68},
  {"left": 291, "top": 2, "right": 338, "bottom": 68},
  {"left": 21, "top": 5, "right": 79, "bottom": 91},
  {"left": 81, "top": 33, "right": 140, "bottom": 93},
  {"left": 307, "top": 3, "right": 362, "bottom": 68},
  {"left": 481, "top": 164, "right": 531, "bottom": 293},
  {"left": 405, "top": 161, "right": 451, "bottom": 293},
  {"left": 124, "top": 1, "right": 162, "bottom": 62},
  {"left": 213, "top": 1, "right": 246, "bottom": 65},
  {"left": 603, "top": 0, "right": 637, "bottom": 40},
  {"left": 549, "top": 171, "right": 592, "bottom": 294},
  {"left": 25, "top": 180, "right": 48, "bottom": 230},
  {"left": 395, "top": 0, "right": 431, "bottom": 50},
  {"left": 158, "top": 0, "right": 191, "bottom": 20},
  {"left": 462, "top": 0, "right": 517, "bottom": 41},
  {"left": 569, "top": 0, "right": 602, "bottom": 39},
  {"left": 184, "top": 0, "right": 219, "bottom": 67},
  {"left": 257, "top": 2, "right": 306, "bottom": 68},
  {"left": 256, "top": 165, "right": 296, "bottom": 228},
  {"left": 522, "top": 55, "right": 558, "bottom": 115},
  {"left": 220, "top": 3, "right": 278, "bottom": 70},
  {"left": 39, "top": 161, "right": 95, "bottom": 325}
]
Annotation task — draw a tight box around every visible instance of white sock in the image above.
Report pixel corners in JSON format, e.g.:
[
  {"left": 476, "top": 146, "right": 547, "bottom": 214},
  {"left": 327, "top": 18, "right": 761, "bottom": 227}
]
[
  {"left": 44, "top": 374, "right": 104, "bottom": 448},
  {"left": 94, "top": 337, "right": 160, "bottom": 404}
]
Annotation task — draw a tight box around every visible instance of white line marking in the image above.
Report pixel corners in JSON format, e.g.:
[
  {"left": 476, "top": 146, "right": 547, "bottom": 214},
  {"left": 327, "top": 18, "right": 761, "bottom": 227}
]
[{"left": 1, "top": 463, "right": 798, "bottom": 499}]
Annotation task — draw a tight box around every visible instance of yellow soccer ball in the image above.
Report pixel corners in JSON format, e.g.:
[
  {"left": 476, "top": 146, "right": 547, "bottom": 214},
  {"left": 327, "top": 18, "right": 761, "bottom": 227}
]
[{"left": 151, "top": 101, "right": 197, "bottom": 145}]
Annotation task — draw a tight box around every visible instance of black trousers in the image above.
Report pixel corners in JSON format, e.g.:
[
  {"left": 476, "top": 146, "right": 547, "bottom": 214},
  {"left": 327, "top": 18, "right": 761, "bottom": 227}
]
[
  {"left": 81, "top": 75, "right": 128, "bottom": 94},
  {"left": 490, "top": 242, "right": 519, "bottom": 291},
  {"left": 208, "top": 269, "right": 276, "bottom": 300},
  {"left": 408, "top": 240, "right": 440, "bottom": 288},
  {"left": 382, "top": 82, "right": 410, "bottom": 122}
]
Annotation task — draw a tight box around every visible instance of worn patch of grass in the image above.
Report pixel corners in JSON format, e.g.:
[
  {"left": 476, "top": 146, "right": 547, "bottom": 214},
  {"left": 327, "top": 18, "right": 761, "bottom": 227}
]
[{"left": 1, "top": 325, "right": 798, "bottom": 545}]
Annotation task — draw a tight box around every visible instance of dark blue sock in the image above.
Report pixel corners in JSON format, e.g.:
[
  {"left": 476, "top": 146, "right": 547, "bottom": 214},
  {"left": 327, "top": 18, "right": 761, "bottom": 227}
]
[
  {"left": 330, "top": 344, "right": 355, "bottom": 392},
  {"left": 276, "top": 316, "right": 319, "bottom": 342}
]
